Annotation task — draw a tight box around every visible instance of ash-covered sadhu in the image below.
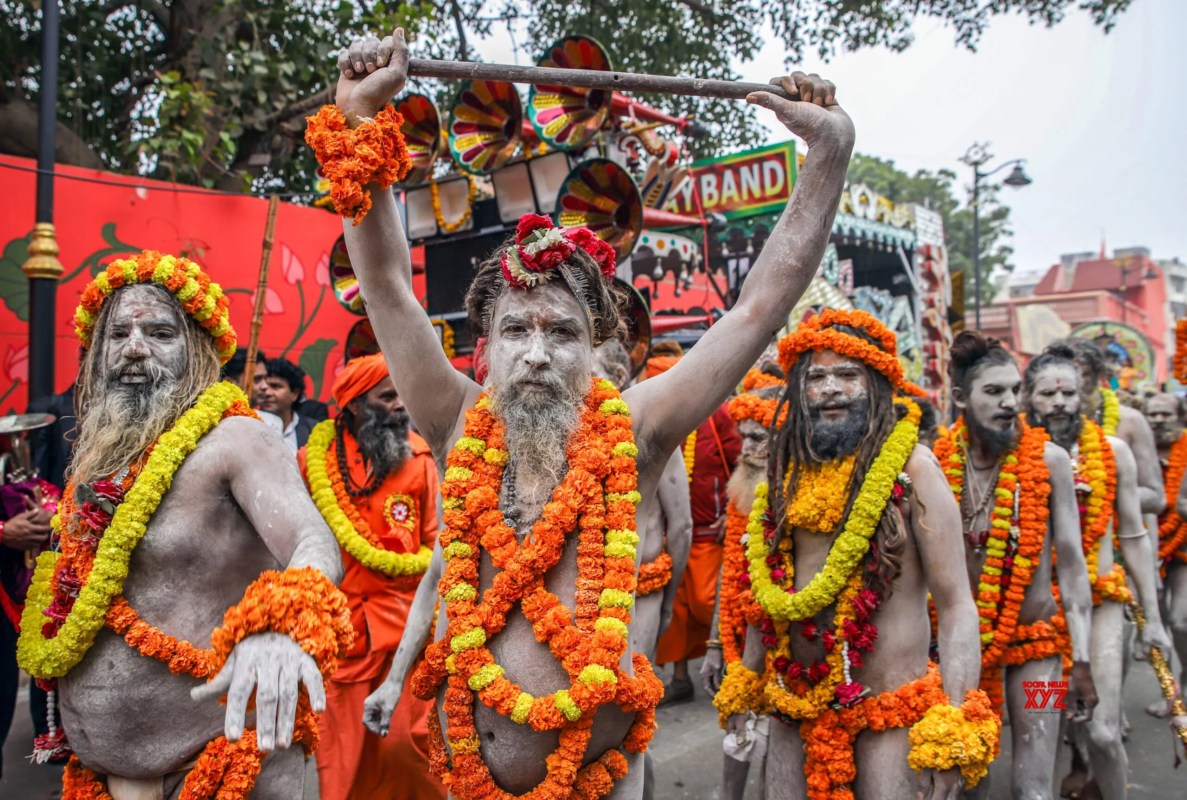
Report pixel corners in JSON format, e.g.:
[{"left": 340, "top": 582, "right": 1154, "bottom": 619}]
[
  {"left": 19, "top": 250, "right": 349, "bottom": 799},
  {"left": 309, "top": 22, "right": 861, "bottom": 799}
]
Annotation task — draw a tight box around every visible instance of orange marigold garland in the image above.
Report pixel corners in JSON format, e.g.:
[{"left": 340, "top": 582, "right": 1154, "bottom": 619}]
[
  {"left": 778, "top": 310, "right": 926, "bottom": 397},
  {"left": 1175, "top": 317, "right": 1187, "bottom": 384},
  {"left": 741, "top": 368, "right": 783, "bottom": 392},
  {"left": 305, "top": 104, "right": 413, "bottom": 225},
  {"left": 412, "top": 378, "right": 662, "bottom": 799},
  {"left": 933, "top": 418, "right": 1059, "bottom": 714},
  {"left": 636, "top": 550, "right": 673, "bottom": 596},
  {"left": 74, "top": 251, "right": 236, "bottom": 363},
  {"left": 1157, "top": 432, "right": 1187, "bottom": 569},
  {"left": 718, "top": 503, "right": 751, "bottom": 665}
]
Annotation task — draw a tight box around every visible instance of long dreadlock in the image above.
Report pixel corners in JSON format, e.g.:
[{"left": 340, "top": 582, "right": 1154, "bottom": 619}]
[{"left": 766, "top": 324, "right": 908, "bottom": 598}]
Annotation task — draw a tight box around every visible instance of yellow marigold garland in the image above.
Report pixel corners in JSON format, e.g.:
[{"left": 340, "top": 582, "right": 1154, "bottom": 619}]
[
  {"left": 18, "top": 382, "right": 247, "bottom": 678},
  {"left": 907, "top": 689, "right": 1001, "bottom": 788},
  {"left": 74, "top": 250, "right": 236, "bottom": 363},
  {"left": 1099, "top": 387, "right": 1121, "bottom": 436},
  {"left": 305, "top": 420, "right": 433, "bottom": 579},
  {"left": 746, "top": 398, "right": 921, "bottom": 623},
  {"left": 1077, "top": 419, "right": 1132, "bottom": 605},
  {"left": 713, "top": 662, "right": 770, "bottom": 727},
  {"left": 430, "top": 175, "right": 478, "bottom": 233},
  {"left": 683, "top": 430, "right": 696, "bottom": 483}
]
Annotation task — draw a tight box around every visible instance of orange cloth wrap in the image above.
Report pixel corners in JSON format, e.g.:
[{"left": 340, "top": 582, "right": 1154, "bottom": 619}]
[
  {"left": 332, "top": 353, "right": 390, "bottom": 409},
  {"left": 655, "top": 539, "right": 724, "bottom": 665}
]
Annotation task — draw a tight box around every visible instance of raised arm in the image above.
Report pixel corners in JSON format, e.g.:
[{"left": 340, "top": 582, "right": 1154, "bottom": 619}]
[
  {"left": 330, "top": 29, "right": 477, "bottom": 451},
  {"left": 1119, "top": 406, "right": 1165, "bottom": 514},
  {"left": 1111, "top": 436, "right": 1173, "bottom": 656},
  {"left": 1046, "top": 442, "right": 1098, "bottom": 720},
  {"left": 625, "top": 75, "right": 853, "bottom": 461}
]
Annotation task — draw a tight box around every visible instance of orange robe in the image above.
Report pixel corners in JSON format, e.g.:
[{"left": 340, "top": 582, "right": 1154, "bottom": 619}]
[
  {"left": 299, "top": 431, "right": 446, "bottom": 800},
  {"left": 656, "top": 405, "right": 740, "bottom": 665}
]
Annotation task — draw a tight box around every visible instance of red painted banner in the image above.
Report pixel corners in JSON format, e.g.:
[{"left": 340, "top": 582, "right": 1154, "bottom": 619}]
[{"left": 0, "top": 156, "right": 366, "bottom": 413}]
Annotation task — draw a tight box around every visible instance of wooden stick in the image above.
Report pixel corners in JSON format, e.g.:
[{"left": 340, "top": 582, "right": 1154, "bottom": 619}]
[
  {"left": 242, "top": 196, "right": 280, "bottom": 396},
  {"left": 407, "top": 58, "right": 798, "bottom": 102},
  {"left": 1130, "top": 602, "right": 1187, "bottom": 746}
]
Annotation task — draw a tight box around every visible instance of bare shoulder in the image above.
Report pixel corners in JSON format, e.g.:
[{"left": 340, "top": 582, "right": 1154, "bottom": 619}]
[
  {"left": 1117, "top": 404, "right": 1147, "bottom": 433},
  {"left": 200, "top": 415, "right": 300, "bottom": 474},
  {"left": 1107, "top": 434, "right": 1136, "bottom": 469},
  {"left": 1042, "top": 440, "right": 1074, "bottom": 475},
  {"left": 905, "top": 443, "right": 943, "bottom": 479}
]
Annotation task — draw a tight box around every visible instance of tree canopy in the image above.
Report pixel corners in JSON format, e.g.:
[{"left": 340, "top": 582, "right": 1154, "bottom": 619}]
[
  {"left": 1, "top": 0, "right": 1131, "bottom": 191},
  {"left": 848, "top": 151, "right": 1014, "bottom": 302}
]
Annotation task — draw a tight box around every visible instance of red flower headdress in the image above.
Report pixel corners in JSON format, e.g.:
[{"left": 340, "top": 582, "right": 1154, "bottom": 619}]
[{"left": 500, "top": 213, "right": 617, "bottom": 289}]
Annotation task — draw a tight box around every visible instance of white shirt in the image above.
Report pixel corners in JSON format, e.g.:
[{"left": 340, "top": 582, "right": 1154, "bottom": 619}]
[
  {"left": 280, "top": 410, "right": 301, "bottom": 452},
  {"left": 256, "top": 409, "right": 284, "bottom": 439}
]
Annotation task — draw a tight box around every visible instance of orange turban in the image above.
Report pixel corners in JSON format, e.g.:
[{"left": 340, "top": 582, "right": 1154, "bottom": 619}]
[
  {"left": 645, "top": 355, "right": 682, "bottom": 379},
  {"left": 332, "top": 352, "right": 390, "bottom": 409}
]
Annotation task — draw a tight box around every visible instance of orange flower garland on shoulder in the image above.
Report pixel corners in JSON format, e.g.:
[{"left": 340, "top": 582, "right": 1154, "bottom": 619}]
[
  {"left": 410, "top": 379, "right": 662, "bottom": 800},
  {"left": 934, "top": 418, "right": 1061, "bottom": 714},
  {"left": 1157, "top": 432, "right": 1187, "bottom": 568},
  {"left": 305, "top": 104, "right": 412, "bottom": 225}
]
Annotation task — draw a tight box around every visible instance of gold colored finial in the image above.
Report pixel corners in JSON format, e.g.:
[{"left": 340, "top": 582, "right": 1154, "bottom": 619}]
[{"left": 21, "top": 223, "right": 64, "bottom": 281}]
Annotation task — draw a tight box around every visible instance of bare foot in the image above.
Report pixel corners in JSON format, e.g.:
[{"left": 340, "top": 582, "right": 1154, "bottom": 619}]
[
  {"left": 1145, "top": 699, "right": 1170, "bottom": 718},
  {"left": 1079, "top": 778, "right": 1104, "bottom": 800}
]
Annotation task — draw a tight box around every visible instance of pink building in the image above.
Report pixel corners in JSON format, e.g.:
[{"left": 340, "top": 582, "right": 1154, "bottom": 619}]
[{"left": 976, "top": 249, "right": 1168, "bottom": 382}]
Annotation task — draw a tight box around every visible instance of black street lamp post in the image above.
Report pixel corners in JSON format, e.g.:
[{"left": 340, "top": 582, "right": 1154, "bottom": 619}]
[
  {"left": 20, "top": 0, "right": 64, "bottom": 404},
  {"left": 960, "top": 143, "right": 1032, "bottom": 331}
]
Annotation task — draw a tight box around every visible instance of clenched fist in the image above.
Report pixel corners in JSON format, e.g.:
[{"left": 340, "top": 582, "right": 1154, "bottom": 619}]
[
  {"left": 335, "top": 27, "right": 411, "bottom": 126},
  {"left": 746, "top": 72, "right": 854, "bottom": 151}
]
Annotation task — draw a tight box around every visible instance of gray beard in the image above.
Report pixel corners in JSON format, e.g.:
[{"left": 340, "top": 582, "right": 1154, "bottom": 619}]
[
  {"left": 807, "top": 396, "right": 870, "bottom": 461},
  {"left": 72, "top": 359, "right": 187, "bottom": 484},
  {"left": 967, "top": 413, "right": 1018, "bottom": 458},
  {"left": 1029, "top": 409, "right": 1083, "bottom": 451},
  {"left": 727, "top": 458, "right": 766, "bottom": 516},
  {"left": 1152, "top": 423, "right": 1183, "bottom": 449},
  {"left": 491, "top": 376, "right": 583, "bottom": 514},
  {"left": 354, "top": 402, "right": 412, "bottom": 477}
]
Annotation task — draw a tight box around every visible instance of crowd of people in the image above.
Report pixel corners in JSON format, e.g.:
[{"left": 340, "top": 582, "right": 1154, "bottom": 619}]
[{"left": 0, "top": 24, "right": 1184, "bottom": 800}]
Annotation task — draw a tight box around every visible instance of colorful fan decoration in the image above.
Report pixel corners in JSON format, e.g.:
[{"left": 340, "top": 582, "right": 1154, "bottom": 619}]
[
  {"left": 330, "top": 235, "right": 365, "bottom": 315},
  {"left": 345, "top": 318, "right": 380, "bottom": 362},
  {"left": 528, "top": 35, "right": 614, "bottom": 151},
  {"left": 395, "top": 92, "right": 443, "bottom": 186},
  {"left": 448, "top": 80, "right": 524, "bottom": 175},
  {"left": 555, "top": 158, "right": 643, "bottom": 262}
]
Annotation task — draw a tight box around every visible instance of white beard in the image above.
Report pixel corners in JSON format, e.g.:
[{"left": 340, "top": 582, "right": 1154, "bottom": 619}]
[{"left": 727, "top": 458, "right": 766, "bottom": 517}]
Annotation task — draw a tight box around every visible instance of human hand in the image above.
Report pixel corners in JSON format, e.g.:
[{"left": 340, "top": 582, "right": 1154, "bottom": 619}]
[
  {"left": 746, "top": 73, "right": 854, "bottom": 151},
  {"left": 336, "top": 28, "right": 410, "bottom": 125},
  {"left": 2, "top": 498, "right": 53, "bottom": 551},
  {"left": 711, "top": 513, "right": 728, "bottom": 544},
  {"left": 1137, "top": 616, "right": 1174, "bottom": 660},
  {"left": 191, "top": 632, "right": 326, "bottom": 752},
  {"left": 1066, "top": 660, "right": 1098, "bottom": 723},
  {"left": 916, "top": 767, "right": 964, "bottom": 800},
  {"left": 725, "top": 713, "right": 746, "bottom": 737},
  {"left": 363, "top": 674, "right": 404, "bottom": 737},
  {"left": 701, "top": 646, "right": 725, "bottom": 695}
]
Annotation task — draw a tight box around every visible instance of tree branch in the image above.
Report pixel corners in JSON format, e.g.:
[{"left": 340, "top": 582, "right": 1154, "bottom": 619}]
[
  {"left": 450, "top": 0, "right": 470, "bottom": 61},
  {"left": 674, "top": 0, "right": 721, "bottom": 23},
  {"left": 256, "top": 86, "right": 334, "bottom": 129}
]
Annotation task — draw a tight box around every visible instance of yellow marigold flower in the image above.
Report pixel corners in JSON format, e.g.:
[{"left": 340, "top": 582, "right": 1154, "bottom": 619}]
[
  {"left": 554, "top": 690, "right": 581, "bottom": 721},
  {"left": 450, "top": 627, "right": 487, "bottom": 652},
  {"left": 579, "top": 664, "right": 617, "bottom": 687},
  {"left": 599, "top": 398, "right": 630, "bottom": 416},
  {"left": 598, "top": 588, "right": 634, "bottom": 610},
  {"left": 444, "top": 466, "right": 474, "bottom": 483},
  {"left": 443, "top": 542, "right": 472, "bottom": 562},
  {"left": 595, "top": 617, "right": 629, "bottom": 638},
  {"left": 484, "top": 449, "right": 509, "bottom": 467},
  {"left": 613, "top": 442, "right": 639, "bottom": 458},
  {"left": 455, "top": 437, "right": 486, "bottom": 455},
  {"left": 511, "top": 693, "right": 534, "bottom": 724},
  {"left": 468, "top": 664, "right": 505, "bottom": 690}
]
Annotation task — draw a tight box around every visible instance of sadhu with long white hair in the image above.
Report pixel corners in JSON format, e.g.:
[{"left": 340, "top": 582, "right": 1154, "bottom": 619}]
[{"left": 17, "top": 252, "right": 349, "bottom": 799}]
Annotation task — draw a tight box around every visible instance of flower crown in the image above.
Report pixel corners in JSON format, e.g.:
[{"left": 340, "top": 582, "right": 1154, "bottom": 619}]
[
  {"left": 75, "top": 250, "right": 237, "bottom": 364},
  {"left": 778, "top": 309, "right": 925, "bottom": 397},
  {"left": 500, "top": 213, "right": 617, "bottom": 289}
]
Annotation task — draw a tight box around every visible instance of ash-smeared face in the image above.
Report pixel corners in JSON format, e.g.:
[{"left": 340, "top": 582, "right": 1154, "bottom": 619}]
[
  {"left": 804, "top": 350, "right": 869, "bottom": 461},
  {"left": 1026, "top": 363, "right": 1083, "bottom": 450},
  {"left": 101, "top": 284, "right": 187, "bottom": 401},
  {"left": 738, "top": 418, "right": 769, "bottom": 467},
  {"left": 1145, "top": 393, "right": 1184, "bottom": 448},
  {"left": 960, "top": 362, "right": 1021, "bottom": 457}
]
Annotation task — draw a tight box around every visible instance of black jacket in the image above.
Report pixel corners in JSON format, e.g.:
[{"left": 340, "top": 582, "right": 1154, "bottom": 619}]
[{"left": 27, "top": 386, "right": 76, "bottom": 490}]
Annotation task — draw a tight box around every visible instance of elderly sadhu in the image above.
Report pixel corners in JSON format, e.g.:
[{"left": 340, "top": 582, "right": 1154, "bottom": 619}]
[{"left": 298, "top": 353, "right": 445, "bottom": 800}]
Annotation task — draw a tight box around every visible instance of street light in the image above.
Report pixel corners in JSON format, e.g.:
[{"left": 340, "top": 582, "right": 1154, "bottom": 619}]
[{"left": 960, "top": 143, "right": 1033, "bottom": 330}]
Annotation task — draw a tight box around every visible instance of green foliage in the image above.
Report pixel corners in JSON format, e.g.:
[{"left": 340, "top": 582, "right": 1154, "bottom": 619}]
[
  {"left": 848, "top": 152, "right": 1014, "bottom": 302},
  {"left": 0, "top": 0, "right": 1131, "bottom": 191}
]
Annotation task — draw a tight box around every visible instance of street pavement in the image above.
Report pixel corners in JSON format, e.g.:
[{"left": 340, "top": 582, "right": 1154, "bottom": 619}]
[{"left": 4, "top": 657, "right": 1183, "bottom": 799}]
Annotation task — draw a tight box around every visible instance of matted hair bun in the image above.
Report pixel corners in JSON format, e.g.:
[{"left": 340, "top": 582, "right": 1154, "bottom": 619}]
[{"left": 1042, "top": 342, "right": 1078, "bottom": 362}]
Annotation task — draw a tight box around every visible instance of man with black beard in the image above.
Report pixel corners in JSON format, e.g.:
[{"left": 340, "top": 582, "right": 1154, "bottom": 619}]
[
  {"left": 297, "top": 352, "right": 445, "bottom": 800},
  {"left": 934, "top": 331, "right": 1096, "bottom": 800},
  {"left": 1142, "top": 392, "right": 1187, "bottom": 722},
  {"left": 1023, "top": 345, "right": 1171, "bottom": 800}
]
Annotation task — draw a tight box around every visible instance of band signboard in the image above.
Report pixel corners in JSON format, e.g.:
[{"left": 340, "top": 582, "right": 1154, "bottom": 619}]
[{"left": 662, "top": 141, "right": 797, "bottom": 220}]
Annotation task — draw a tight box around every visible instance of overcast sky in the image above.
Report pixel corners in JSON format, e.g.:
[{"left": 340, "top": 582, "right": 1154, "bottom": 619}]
[{"left": 472, "top": 0, "right": 1185, "bottom": 281}]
